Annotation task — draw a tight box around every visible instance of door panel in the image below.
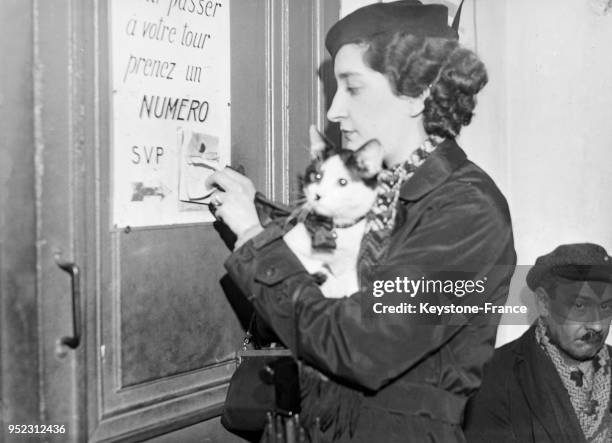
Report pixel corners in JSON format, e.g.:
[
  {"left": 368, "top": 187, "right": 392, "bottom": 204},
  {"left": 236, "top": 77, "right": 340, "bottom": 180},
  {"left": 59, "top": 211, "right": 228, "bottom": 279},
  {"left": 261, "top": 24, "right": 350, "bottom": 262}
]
[
  {"left": 34, "top": 1, "right": 88, "bottom": 441},
  {"left": 94, "top": 0, "right": 242, "bottom": 435},
  {"left": 119, "top": 227, "right": 235, "bottom": 387},
  {"left": 28, "top": 0, "right": 339, "bottom": 441}
]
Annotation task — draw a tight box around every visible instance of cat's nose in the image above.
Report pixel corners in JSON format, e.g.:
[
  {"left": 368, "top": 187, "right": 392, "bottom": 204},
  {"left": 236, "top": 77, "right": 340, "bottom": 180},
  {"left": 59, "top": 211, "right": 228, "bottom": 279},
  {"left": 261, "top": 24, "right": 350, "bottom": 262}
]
[{"left": 314, "top": 193, "right": 321, "bottom": 201}]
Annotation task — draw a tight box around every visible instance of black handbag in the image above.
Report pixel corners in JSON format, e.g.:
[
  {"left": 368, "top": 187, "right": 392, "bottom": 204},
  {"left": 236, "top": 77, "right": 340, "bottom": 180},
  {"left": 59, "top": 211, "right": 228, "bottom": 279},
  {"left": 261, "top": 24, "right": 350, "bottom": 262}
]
[{"left": 221, "top": 322, "right": 300, "bottom": 435}]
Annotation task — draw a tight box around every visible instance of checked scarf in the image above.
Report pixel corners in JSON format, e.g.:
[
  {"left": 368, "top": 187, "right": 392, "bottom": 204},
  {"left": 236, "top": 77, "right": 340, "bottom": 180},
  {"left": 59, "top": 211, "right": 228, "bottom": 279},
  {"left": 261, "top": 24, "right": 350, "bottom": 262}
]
[
  {"left": 357, "top": 138, "right": 438, "bottom": 283},
  {"left": 536, "top": 319, "right": 612, "bottom": 442}
]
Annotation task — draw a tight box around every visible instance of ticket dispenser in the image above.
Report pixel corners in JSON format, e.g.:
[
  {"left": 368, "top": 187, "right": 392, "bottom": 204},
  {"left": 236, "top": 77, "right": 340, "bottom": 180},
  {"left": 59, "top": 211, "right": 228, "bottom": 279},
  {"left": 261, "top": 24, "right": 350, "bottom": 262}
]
[{"left": 0, "top": 0, "right": 338, "bottom": 441}]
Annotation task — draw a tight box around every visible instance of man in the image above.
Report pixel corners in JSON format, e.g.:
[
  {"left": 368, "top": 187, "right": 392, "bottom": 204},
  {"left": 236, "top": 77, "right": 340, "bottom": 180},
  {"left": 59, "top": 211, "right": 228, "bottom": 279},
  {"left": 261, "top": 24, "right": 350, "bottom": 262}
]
[{"left": 464, "top": 243, "right": 612, "bottom": 443}]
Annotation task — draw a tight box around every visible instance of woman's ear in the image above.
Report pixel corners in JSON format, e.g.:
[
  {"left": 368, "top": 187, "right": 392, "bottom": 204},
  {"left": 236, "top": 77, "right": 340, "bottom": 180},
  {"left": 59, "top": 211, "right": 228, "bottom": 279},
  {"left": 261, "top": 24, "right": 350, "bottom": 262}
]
[{"left": 405, "top": 87, "right": 430, "bottom": 117}]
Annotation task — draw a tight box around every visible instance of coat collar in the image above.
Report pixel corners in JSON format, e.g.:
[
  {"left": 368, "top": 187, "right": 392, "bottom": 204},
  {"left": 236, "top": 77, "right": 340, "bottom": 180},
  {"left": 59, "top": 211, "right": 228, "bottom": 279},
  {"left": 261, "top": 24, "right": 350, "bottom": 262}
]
[
  {"left": 512, "top": 324, "right": 588, "bottom": 443},
  {"left": 398, "top": 138, "right": 468, "bottom": 202}
]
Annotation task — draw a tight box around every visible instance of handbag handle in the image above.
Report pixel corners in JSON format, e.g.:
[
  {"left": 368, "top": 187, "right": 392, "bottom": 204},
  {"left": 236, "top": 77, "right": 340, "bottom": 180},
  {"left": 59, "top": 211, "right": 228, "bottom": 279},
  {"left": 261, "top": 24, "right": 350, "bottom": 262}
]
[
  {"left": 237, "top": 312, "right": 288, "bottom": 365},
  {"left": 242, "top": 313, "right": 256, "bottom": 351}
]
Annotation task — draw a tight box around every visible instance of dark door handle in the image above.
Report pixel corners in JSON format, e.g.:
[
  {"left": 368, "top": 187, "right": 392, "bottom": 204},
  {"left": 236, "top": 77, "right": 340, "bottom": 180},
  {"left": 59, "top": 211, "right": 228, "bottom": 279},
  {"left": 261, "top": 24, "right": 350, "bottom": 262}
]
[{"left": 55, "top": 256, "right": 81, "bottom": 349}]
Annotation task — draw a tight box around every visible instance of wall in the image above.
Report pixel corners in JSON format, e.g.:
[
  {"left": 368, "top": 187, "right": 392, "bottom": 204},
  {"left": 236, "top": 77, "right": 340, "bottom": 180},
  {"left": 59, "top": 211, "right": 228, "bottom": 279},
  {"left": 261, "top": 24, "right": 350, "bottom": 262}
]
[
  {"left": 456, "top": 0, "right": 508, "bottom": 200},
  {"left": 0, "top": 0, "right": 40, "bottom": 434},
  {"left": 498, "top": 0, "right": 612, "bottom": 344},
  {"left": 505, "top": 0, "right": 612, "bottom": 262}
]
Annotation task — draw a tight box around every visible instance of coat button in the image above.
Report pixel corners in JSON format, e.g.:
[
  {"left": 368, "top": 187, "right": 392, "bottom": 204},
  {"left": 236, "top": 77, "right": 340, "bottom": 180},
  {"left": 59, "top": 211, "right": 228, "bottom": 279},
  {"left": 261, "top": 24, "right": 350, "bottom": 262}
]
[{"left": 265, "top": 267, "right": 276, "bottom": 277}]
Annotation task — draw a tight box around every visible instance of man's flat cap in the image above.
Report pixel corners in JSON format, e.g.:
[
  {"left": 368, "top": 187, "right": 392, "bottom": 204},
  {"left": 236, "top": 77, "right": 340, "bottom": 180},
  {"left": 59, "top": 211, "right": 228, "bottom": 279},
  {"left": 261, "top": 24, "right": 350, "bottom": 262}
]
[
  {"left": 325, "top": 0, "right": 459, "bottom": 57},
  {"left": 526, "top": 243, "right": 612, "bottom": 290}
]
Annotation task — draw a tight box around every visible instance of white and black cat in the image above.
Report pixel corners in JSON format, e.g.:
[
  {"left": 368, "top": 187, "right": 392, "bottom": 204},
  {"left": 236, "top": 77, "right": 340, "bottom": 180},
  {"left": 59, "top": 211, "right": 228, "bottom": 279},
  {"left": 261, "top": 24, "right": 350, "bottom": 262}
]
[{"left": 283, "top": 127, "right": 383, "bottom": 298}]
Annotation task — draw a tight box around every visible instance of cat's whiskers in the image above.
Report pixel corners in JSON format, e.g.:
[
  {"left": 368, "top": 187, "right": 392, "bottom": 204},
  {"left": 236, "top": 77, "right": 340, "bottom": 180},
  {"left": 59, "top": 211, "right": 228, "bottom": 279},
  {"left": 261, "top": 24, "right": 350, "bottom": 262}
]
[{"left": 288, "top": 190, "right": 306, "bottom": 202}]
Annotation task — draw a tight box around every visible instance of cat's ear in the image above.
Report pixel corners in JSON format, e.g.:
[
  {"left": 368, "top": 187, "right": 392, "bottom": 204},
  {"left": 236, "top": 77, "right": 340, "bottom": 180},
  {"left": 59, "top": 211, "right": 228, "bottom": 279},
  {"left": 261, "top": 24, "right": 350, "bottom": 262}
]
[
  {"left": 354, "top": 139, "right": 384, "bottom": 179},
  {"left": 309, "top": 125, "right": 327, "bottom": 160}
]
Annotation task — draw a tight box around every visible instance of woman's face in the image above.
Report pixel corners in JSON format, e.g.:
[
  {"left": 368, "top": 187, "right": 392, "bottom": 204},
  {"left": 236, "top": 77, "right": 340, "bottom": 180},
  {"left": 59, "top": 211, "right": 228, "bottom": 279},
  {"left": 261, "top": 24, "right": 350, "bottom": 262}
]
[{"left": 327, "top": 43, "right": 418, "bottom": 163}]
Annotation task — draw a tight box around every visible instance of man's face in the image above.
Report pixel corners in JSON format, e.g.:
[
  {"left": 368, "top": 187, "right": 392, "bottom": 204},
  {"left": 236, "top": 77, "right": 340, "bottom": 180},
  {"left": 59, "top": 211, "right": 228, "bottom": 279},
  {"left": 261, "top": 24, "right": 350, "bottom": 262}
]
[{"left": 542, "top": 281, "right": 612, "bottom": 361}]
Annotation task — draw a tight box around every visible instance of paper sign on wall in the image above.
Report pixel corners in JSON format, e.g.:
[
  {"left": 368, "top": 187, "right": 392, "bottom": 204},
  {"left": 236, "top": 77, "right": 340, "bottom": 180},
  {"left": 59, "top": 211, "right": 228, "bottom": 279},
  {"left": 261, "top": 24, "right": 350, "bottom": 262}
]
[{"left": 110, "top": 0, "right": 230, "bottom": 228}]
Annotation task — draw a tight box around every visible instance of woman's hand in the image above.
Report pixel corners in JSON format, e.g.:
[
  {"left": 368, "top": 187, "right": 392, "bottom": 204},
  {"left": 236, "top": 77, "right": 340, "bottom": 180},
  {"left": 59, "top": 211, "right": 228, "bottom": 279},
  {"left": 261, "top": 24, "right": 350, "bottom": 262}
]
[{"left": 205, "top": 167, "right": 263, "bottom": 246}]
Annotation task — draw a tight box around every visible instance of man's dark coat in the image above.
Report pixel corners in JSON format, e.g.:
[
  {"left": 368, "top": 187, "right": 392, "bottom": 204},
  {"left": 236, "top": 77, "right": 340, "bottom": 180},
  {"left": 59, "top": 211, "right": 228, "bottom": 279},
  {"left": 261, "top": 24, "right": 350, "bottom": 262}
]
[{"left": 464, "top": 324, "right": 612, "bottom": 443}]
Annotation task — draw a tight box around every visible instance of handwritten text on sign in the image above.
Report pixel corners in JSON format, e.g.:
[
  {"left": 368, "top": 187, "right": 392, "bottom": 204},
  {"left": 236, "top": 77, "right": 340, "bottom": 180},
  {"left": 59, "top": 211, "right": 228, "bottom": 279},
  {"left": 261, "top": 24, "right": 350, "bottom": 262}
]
[{"left": 111, "top": 0, "right": 230, "bottom": 228}]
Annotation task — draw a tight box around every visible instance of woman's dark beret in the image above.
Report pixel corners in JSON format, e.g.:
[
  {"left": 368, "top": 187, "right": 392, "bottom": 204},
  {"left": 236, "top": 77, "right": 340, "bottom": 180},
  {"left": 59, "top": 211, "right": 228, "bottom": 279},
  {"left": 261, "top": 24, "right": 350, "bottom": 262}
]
[
  {"left": 325, "top": 0, "right": 458, "bottom": 57},
  {"left": 526, "top": 243, "right": 612, "bottom": 290}
]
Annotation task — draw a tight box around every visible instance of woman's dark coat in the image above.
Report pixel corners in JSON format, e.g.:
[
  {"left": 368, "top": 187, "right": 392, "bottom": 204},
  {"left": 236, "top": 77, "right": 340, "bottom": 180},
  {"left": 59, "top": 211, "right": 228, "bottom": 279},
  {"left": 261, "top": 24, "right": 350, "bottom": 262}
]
[{"left": 225, "top": 139, "right": 516, "bottom": 442}]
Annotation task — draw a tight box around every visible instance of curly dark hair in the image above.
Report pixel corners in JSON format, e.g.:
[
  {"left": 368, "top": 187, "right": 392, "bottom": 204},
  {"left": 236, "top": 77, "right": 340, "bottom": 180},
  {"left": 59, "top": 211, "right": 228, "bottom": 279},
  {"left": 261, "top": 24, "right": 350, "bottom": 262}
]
[{"left": 359, "top": 33, "right": 488, "bottom": 139}]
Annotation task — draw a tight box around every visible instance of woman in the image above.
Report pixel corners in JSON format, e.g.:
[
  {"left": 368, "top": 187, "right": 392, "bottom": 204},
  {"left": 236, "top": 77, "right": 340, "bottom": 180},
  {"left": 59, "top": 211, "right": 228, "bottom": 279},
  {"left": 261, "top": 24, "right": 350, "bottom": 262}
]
[{"left": 209, "top": 1, "right": 516, "bottom": 441}]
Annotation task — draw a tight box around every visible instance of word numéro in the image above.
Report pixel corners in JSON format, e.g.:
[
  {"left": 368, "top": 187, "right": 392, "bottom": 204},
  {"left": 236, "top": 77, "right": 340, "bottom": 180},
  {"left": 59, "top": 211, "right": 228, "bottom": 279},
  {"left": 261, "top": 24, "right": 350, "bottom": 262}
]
[{"left": 139, "top": 95, "right": 209, "bottom": 122}]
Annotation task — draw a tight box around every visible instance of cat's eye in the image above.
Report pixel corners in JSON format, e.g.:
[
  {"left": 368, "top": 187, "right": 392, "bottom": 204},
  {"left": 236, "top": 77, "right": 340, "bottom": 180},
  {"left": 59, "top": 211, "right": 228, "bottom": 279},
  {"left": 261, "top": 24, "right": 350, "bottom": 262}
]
[
  {"left": 338, "top": 178, "right": 348, "bottom": 186},
  {"left": 309, "top": 172, "right": 322, "bottom": 182}
]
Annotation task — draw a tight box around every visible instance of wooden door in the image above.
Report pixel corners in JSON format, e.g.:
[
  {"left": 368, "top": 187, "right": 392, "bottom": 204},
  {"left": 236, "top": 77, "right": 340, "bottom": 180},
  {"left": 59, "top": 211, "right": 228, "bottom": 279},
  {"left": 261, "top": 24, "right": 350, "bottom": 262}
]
[{"left": 1, "top": 0, "right": 339, "bottom": 442}]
